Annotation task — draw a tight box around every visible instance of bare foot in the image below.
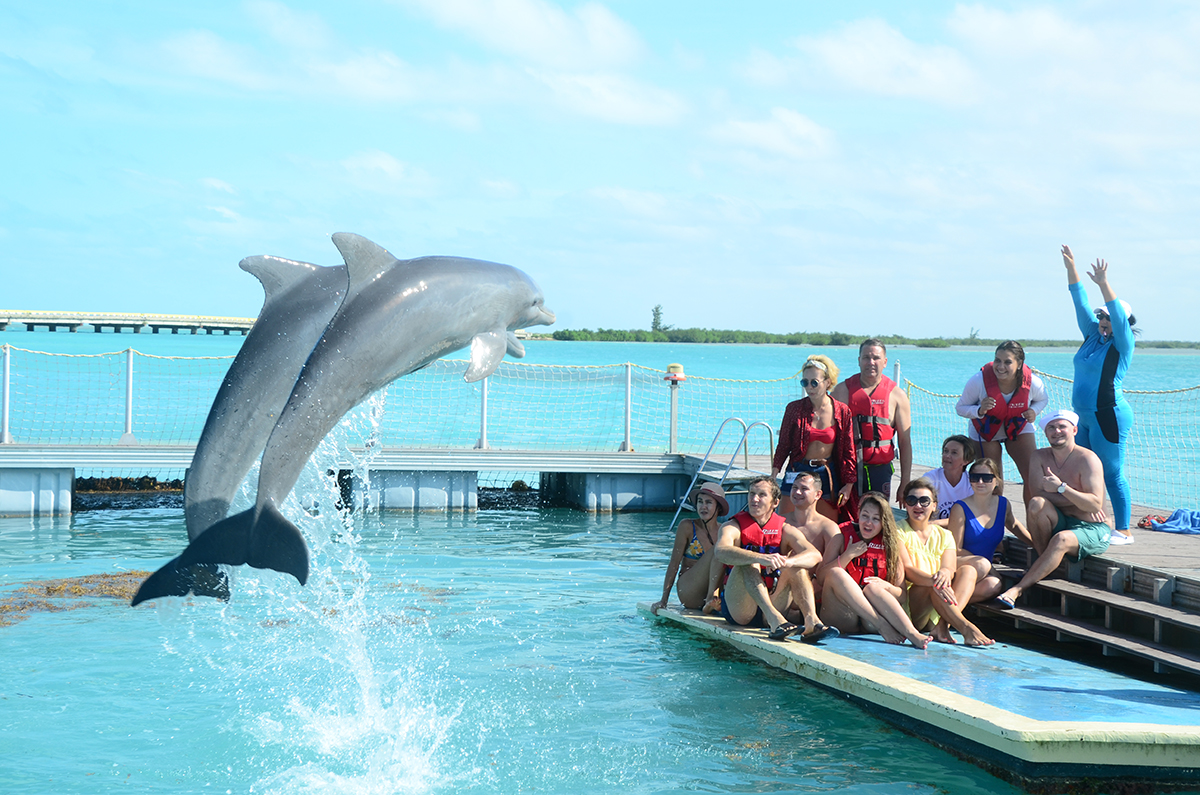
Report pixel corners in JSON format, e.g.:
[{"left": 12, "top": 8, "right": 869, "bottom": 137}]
[
  {"left": 962, "top": 624, "right": 994, "bottom": 647},
  {"left": 877, "top": 623, "right": 906, "bottom": 645},
  {"left": 702, "top": 597, "right": 720, "bottom": 615},
  {"left": 931, "top": 622, "right": 957, "bottom": 644},
  {"left": 906, "top": 630, "right": 932, "bottom": 650}
]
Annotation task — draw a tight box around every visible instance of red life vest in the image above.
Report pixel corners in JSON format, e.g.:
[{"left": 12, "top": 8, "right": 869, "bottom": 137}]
[
  {"left": 971, "top": 363, "right": 1033, "bottom": 442},
  {"left": 846, "top": 374, "right": 896, "bottom": 466},
  {"left": 725, "top": 510, "right": 785, "bottom": 589},
  {"left": 841, "top": 524, "right": 888, "bottom": 587}
]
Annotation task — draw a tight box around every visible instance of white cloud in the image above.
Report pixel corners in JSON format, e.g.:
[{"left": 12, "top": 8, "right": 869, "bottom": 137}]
[
  {"left": 399, "top": 0, "right": 643, "bottom": 70},
  {"left": 340, "top": 150, "right": 436, "bottom": 195},
  {"left": 161, "top": 30, "right": 278, "bottom": 90},
  {"left": 529, "top": 69, "right": 686, "bottom": 125},
  {"left": 711, "top": 108, "right": 833, "bottom": 160},
  {"left": 794, "top": 18, "right": 978, "bottom": 104},
  {"left": 201, "top": 178, "right": 236, "bottom": 193},
  {"left": 246, "top": 0, "right": 334, "bottom": 50}
]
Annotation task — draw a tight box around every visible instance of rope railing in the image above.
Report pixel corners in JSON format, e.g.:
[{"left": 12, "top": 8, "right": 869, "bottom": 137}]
[{"left": 1, "top": 344, "right": 1195, "bottom": 509}]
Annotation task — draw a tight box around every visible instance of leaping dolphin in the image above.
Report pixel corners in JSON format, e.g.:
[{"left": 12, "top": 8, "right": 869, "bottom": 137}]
[
  {"left": 132, "top": 233, "right": 554, "bottom": 605},
  {"left": 135, "top": 255, "right": 349, "bottom": 602}
]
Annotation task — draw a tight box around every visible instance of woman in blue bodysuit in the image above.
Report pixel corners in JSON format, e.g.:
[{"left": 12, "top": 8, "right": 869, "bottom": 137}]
[{"left": 1061, "top": 245, "right": 1137, "bottom": 544}]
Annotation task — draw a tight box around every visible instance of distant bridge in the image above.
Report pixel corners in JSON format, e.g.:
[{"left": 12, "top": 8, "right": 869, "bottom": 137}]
[{"left": 0, "top": 310, "right": 254, "bottom": 335}]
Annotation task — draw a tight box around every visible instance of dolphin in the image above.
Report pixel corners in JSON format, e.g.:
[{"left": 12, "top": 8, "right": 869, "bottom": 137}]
[
  {"left": 133, "top": 233, "right": 554, "bottom": 603},
  {"left": 132, "top": 254, "right": 350, "bottom": 604}
]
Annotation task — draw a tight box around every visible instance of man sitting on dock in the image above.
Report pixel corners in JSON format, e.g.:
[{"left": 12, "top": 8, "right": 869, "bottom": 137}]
[
  {"left": 715, "top": 476, "right": 838, "bottom": 642},
  {"left": 782, "top": 472, "right": 843, "bottom": 605},
  {"left": 993, "top": 409, "right": 1111, "bottom": 609}
]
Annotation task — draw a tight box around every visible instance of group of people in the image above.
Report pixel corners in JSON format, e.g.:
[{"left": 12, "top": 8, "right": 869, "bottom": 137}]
[{"left": 652, "top": 247, "right": 1137, "bottom": 648}]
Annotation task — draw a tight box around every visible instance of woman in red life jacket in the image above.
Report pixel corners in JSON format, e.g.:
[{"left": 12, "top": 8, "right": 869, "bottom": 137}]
[
  {"left": 651, "top": 483, "right": 730, "bottom": 616},
  {"left": 954, "top": 341, "right": 1048, "bottom": 494},
  {"left": 771, "top": 355, "right": 857, "bottom": 521},
  {"left": 818, "top": 492, "right": 931, "bottom": 649}
]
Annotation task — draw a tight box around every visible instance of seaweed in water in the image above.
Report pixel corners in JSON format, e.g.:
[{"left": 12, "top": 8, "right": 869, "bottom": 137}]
[{"left": 0, "top": 571, "right": 152, "bottom": 627}]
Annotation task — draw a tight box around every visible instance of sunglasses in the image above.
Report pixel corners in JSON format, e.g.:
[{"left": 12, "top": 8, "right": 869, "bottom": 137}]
[
  {"left": 799, "top": 378, "right": 824, "bottom": 388},
  {"left": 969, "top": 472, "right": 996, "bottom": 483},
  {"left": 904, "top": 495, "right": 932, "bottom": 507}
]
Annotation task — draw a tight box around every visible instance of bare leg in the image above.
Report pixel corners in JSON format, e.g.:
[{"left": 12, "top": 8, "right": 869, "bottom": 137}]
[
  {"left": 931, "top": 579, "right": 994, "bottom": 647},
  {"left": 863, "top": 580, "right": 930, "bottom": 648},
  {"left": 980, "top": 440, "right": 1004, "bottom": 481},
  {"left": 959, "top": 554, "right": 1001, "bottom": 604},
  {"left": 1005, "top": 434, "right": 1038, "bottom": 505},
  {"left": 817, "top": 576, "right": 867, "bottom": 637},
  {"left": 999, "top": 529, "right": 1080, "bottom": 604},
  {"left": 723, "top": 565, "right": 788, "bottom": 630},
  {"left": 779, "top": 567, "right": 819, "bottom": 635},
  {"left": 820, "top": 569, "right": 900, "bottom": 642},
  {"left": 701, "top": 553, "right": 724, "bottom": 614},
  {"left": 675, "top": 556, "right": 711, "bottom": 609}
]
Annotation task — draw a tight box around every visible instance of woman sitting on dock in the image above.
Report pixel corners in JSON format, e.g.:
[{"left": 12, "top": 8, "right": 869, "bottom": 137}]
[
  {"left": 771, "top": 355, "right": 857, "bottom": 520},
  {"left": 945, "top": 458, "right": 1035, "bottom": 607},
  {"left": 898, "top": 478, "right": 995, "bottom": 646},
  {"left": 818, "top": 492, "right": 931, "bottom": 648},
  {"left": 651, "top": 483, "right": 729, "bottom": 615}
]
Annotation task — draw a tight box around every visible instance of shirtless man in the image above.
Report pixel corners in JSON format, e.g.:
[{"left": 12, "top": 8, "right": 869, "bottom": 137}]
[
  {"left": 832, "top": 339, "right": 913, "bottom": 505},
  {"left": 993, "top": 409, "right": 1111, "bottom": 609},
  {"left": 715, "top": 476, "right": 838, "bottom": 642},
  {"left": 783, "top": 473, "right": 843, "bottom": 604}
]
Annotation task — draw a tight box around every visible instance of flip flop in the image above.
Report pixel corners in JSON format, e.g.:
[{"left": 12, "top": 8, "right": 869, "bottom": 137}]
[
  {"left": 799, "top": 624, "right": 840, "bottom": 644},
  {"left": 768, "top": 622, "right": 801, "bottom": 641},
  {"left": 987, "top": 595, "right": 1015, "bottom": 611}
]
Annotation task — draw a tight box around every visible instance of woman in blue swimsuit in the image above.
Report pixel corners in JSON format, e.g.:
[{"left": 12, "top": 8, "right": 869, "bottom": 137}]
[
  {"left": 651, "top": 483, "right": 729, "bottom": 614},
  {"left": 946, "top": 458, "right": 1034, "bottom": 608},
  {"left": 1062, "top": 245, "right": 1137, "bottom": 544}
]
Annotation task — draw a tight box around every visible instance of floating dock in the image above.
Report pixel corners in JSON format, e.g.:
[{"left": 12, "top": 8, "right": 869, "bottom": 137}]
[{"left": 639, "top": 603, "right": 1200, "bottom": 790}]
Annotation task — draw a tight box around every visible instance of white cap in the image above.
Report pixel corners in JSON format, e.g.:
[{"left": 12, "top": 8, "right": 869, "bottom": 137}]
[
  {"left": 1038, "top": 408, "right": 1080, "bottom": 430},
  {"left": 1094, "top": 299, "right": 1133, "bottom": 320}
]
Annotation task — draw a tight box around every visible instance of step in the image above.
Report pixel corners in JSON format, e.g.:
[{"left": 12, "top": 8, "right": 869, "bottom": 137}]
[{"left": 974, "top": 602, "right": 1200, "bottom": 676}]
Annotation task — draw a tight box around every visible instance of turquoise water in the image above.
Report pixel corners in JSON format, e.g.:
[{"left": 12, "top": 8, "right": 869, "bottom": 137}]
[{"left": 3, "top": 505, "right": 1025, "bottom": 794}]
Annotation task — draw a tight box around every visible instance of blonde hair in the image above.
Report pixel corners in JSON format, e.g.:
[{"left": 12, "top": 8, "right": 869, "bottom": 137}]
[
  {"left": 858, "top": 492, "right": 902, "bottom": 582},
  {"left": 802, "top": 355, "right": 840, "bottom": 389}
]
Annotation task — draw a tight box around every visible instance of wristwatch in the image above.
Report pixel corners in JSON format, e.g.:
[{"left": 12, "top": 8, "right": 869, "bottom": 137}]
[{"left": 1057, "top": 483, "right": 1067, "bottom": 494}]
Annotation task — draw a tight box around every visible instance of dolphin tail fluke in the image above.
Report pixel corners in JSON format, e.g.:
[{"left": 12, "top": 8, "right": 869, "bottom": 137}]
[
  {"left": 131, "top": 559, "right": 231, "bottom": 606},
  {"left": 247, "top": 502, "right": 310, "bottom": 585},
  {"left": 176, "top": 506, "right": 309, "bottom": 585}
]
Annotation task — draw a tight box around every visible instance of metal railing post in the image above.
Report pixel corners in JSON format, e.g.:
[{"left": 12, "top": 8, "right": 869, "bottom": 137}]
[
  {"left": 118, "top": 348, "right": 138, "bottom": 445},
  {"left": 1, "top": 344, "right": 12, "bottom": 443},
  {"left": 475, "top": 376, "right": 490, "bottom": 450},
  {"left": 664, "top": 364, "right": 685, "bottom": 454},
  {"left": 894, "top": 361, "right": 902, "bottom": 388},
  {"left": 620, "top": 363, "right": 632, "bottom": 451}
]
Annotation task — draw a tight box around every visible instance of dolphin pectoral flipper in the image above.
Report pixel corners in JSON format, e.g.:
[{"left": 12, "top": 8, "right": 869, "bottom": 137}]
[
  {"left": 506, "top": 331, "right": 525, "bottom": 358},
  {"left": 464, "top": 330, "right": 509, "bottom": 382},
  {"left": 131, "top": 560, "right": 231, "bottom": 606}
]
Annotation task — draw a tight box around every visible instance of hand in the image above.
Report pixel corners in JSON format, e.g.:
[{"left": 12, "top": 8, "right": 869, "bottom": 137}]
[
  {"left": 837, "top": 484, "right": 853, "bottom": 506},
  {"left": 932, "top": 568, "right": 952, "bottom": 591},
  {"left": 702, "top": 596, "right": 721, "bottom": 615},
  {"left": 936, "top": 583, "right": 959, "bottom": 607},
  {"left": 1023, "top": 409, "right": 1036, "bottom": 421},
  {"left": 1061, "top": 244, "right": 1075, "bottom": 269},
  {"left": 846, "top": 540, "right": 868, "bottom": 558},
  {"left": 979, "top": 397, "right": 997, "bottom": 415},
  {"left": 762, "top": 552, "right": 788, "bottom": 571},
  {"left": 651, "top": 600, "right": 665, "bottom": 615},
  {"left": 1087, "top": 258, "right": 1109, "bottom": 286},
  {"left": 1088, "top": 510, "right": 1108, "bottom": 523},
  {"left": 1041, "top": 465, "right": 1062, "bottom": 492}
]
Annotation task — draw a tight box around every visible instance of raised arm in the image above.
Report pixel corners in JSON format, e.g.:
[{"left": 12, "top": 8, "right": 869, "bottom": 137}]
[{"left": 1090, "top": 259, "right": 1136, "bottom": 357}]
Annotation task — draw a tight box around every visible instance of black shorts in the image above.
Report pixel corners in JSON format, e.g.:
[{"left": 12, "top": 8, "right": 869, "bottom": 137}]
[{"left": 860, "top": 462, "right": 894, "bottom": 500}]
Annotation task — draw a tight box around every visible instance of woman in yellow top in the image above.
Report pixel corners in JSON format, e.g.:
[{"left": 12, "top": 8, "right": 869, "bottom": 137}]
[{"left": 897, "top": 478, "right": 994, "bottom": 647}]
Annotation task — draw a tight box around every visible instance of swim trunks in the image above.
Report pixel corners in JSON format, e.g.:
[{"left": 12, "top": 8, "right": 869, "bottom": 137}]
[{"left": 1051, "top": 507, "right": 1112, "bottom": 561}]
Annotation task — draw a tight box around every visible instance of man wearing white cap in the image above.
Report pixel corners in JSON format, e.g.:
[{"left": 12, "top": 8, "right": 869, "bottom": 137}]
[{"left": 991, "top": 409, "right": 1111, "bottom": 609}]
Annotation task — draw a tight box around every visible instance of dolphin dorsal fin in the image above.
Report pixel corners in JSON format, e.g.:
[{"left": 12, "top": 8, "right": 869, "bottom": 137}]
[
  {"left": 331, "top": 233, "right": 397, "bottom": 293},
  {"left": 239, "top": 256, "right": 324, "bottom": 308}
]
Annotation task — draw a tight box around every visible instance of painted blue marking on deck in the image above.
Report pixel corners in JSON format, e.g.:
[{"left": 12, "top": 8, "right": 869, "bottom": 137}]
[{"left": 829, "top": 634, "right": 1200, "bottom": 725}]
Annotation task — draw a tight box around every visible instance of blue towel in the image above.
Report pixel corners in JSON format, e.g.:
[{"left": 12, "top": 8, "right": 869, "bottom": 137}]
[{"left": 1151, "top": 509, "right": 1200, "bottom": 535}]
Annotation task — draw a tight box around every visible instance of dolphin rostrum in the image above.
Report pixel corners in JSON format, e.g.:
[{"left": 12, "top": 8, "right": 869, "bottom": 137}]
[
  {"left": 132, "top": 254, "right": 350, "bottom": 604},
  {"left": 133, "top": 233, "right": 554, "bottom": 603}
]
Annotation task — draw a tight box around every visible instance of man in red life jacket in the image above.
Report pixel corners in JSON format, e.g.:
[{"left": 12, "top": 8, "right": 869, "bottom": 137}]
[
  {"left": 715, "top": 476, "right": 838, "bottom": 642},
  {"left": 832, "top": 339, "right": 913, "bottom": 505}
]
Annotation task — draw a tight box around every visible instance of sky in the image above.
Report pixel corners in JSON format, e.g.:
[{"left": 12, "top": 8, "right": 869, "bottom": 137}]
[{"left": 3, "top": 1, "right": 1198, "bottom": 340}]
